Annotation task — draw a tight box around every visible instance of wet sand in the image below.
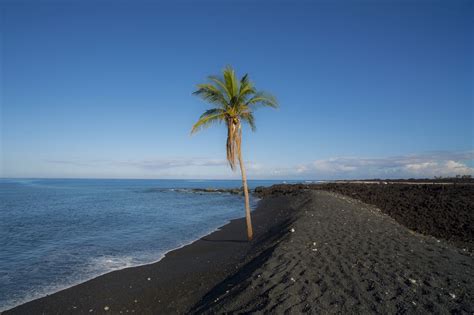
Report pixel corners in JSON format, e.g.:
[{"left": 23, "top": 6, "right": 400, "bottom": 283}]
[
  {"left": 4, "top": 185, "right": 473, "bottom": 314},
  {"left": 3, "top": 194, "right": 295, "bottom": 314}
]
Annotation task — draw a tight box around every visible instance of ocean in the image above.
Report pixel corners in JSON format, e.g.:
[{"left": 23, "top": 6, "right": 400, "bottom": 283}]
[{"left": 0, "top": 178, "right": 303, "bottom": 311}]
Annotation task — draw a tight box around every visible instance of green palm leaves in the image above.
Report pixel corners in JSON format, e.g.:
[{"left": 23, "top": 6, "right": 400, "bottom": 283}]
[
  {"left": 191, "top": 66, "right": 278, "bottom": 241},
  {"left": 192, "top": 66, "right": 278, "bottom": 169}
]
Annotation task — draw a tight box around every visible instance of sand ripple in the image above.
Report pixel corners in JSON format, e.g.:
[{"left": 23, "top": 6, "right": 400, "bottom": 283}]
[{"left": 195, "top": 191, "right": 473, "bottom": 314}]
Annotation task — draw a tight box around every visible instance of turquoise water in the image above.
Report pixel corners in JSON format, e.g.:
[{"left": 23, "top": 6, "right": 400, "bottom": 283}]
[{"left": 0, "top": 178, "right": 302, "bottom": 311}]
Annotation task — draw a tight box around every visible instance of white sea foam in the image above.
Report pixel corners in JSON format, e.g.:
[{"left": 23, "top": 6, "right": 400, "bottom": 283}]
[
  {"left": 0, "top": 217, "right": 244, "bottom": 312},
  {"left": 88, "top": 255, "right": 141, "bottom": 272},
  {"left": 1, "top": 179, "right": 266, "bottom": 312},
  {"left": 0, "top": 253, "right": 164, "bottom": 312}
]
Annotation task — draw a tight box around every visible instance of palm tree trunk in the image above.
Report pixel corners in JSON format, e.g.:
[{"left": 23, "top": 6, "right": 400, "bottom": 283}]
[{"left": 237, "top": 142, "right": 253, "bottom": 241}]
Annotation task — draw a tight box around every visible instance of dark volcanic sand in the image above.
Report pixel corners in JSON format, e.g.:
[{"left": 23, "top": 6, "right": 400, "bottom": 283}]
[
  {"left": 3, "top": 195, "right": 295, "bottom": 315},
  {"left": 5, "top": 187, "right": 474, "bottom": 314},
  {"left": 194, "top": 190, "right": 473, "bottom": 314},
  {"left": 256, "top": 183, "right": 474, "bottom": 251}
]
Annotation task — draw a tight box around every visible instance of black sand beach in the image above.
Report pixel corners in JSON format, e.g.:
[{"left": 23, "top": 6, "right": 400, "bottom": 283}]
[
  {"left": 256, "top": 182, "right": 474, "bottom": 250},
  {"left": 4, "top": 193, "right": 295, "bottom": 314},
  {"left": 4, "top": 184, "right": 474, "bottom": 314}
]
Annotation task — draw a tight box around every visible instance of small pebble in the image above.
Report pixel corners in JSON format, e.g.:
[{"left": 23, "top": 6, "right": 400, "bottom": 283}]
[
  {"left": 104, "top": 306, "right": 110, "bottom": 311},
  {"left": 290, "top": 228, "right": 295, "bottom": 233},
  {"left": 449, "top": 293, "right": 456, "bottom": 299},
  {"left": 147, "top": 277, "right": 151, "bottom": 281},
  {"left": 89, "top": 310, "right": 93, "bottom": 313},
  {"left": 409, "top": 279, "right": 417, "bottom": 284},
  {"left": 290, "top": 277, "right": 296, "bottom": 282}
]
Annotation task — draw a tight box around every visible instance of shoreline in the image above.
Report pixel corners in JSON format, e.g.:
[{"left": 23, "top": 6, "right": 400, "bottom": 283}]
[
  {"left": 0, "top": 187, "right": 260, "bottom": 313},
  {"left": 1, "top": 219, "right": 239, "bottom": 312},
  {"left": 4, "top": 193, "right": 296, "bottom": 314},
  {"left": 4, "top": 184, "right": 473, "bottom": 313}
]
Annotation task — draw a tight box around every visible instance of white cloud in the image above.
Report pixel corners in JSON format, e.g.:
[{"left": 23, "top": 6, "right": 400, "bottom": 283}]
[
  {"left": 47, "top": 157, "right": 228, "bottom": 170},
  {"left": 312, "top": 159, "right": 357, "bottom": 172},
  {"left": 294, "top": 151, "right": 474, "bottom": 179},
  {"left": 404, "top": 162, "right": 438, "bottom": 171},
  {"left": 404, "top": 160, "right": 472, "bottom": 177},
  {"left": 246, "top": 162, "right": 264, "bottom": 171},
  {"left": 119, "top": 158, "right": 228, "bottom": 170},
  {"left": 43, "top": 150, "right": 474, "bottom": 179}
]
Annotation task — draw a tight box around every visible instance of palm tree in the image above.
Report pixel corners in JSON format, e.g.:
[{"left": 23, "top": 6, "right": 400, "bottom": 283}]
[{"left": 191, "top": 66, "right": 278, "bottom": 241}]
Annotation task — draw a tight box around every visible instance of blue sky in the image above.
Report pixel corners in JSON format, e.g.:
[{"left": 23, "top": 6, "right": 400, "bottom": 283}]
[{"left": 1, "top": 0, "right": 473, "bottom": 179}]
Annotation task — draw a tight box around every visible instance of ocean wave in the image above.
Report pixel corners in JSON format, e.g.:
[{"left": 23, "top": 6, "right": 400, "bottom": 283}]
[{"left": 1, "top": 179, "right": 261, "bottom": 311}]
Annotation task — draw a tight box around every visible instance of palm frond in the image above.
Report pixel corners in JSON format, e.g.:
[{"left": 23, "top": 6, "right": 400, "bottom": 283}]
[
  {"left": 191, "top": 109, "right": 226, "bottom": 134},
  {"left": 237, "top": 74, "right": 256, "bottom": 103},
  {"left": 223, "top": 66, "right": 239, "bottom": 99},
  {"left": 193, "top": 84, "right": 228, "bottom": 108},
  {"left": 245, "top": 91, "right": 278, "bottom": 109},
  {"left": 192, "top": 66, "right": 278, "bottom": 169},
  {"left": 240, "top": 112, "right": 256, "bottom": 131},
  {"left": 208, "top": 75, "right": 232, "bottom": 103}
]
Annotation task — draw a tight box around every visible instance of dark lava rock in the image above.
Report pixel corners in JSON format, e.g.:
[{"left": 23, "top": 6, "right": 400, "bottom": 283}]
[
  {"left": 254, "top": 183, "right": 474, "bottom": 251},
  {"left": 191, "top": 188, "right": 243, "bottom": 195}
]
